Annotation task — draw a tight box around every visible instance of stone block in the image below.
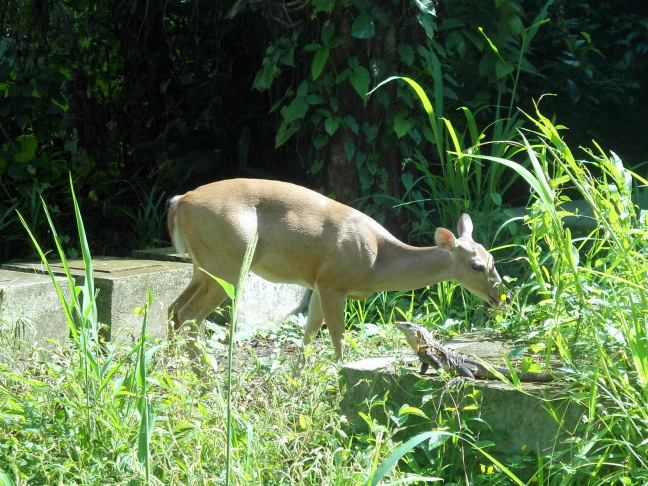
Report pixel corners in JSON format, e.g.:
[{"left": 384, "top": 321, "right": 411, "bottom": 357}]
[
  {"left": 0, "top": 269, "right": 70, "bottom": 348},
  {"left": 340, "top": 337, "right": 584, "bottom": 455},
  {"left": 3, "top": 258, "right": 193, "bottom": 342},
  {"left": 133, "top": 247, "right": 311, "bottom": 331}
]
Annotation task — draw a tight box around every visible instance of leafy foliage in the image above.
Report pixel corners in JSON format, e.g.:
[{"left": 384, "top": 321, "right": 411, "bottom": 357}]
[
  {"left": 1, "top": 0, "right": 646, "bottom": 259},
  {"left": 0, "top": 0, "right": 275, "bottom": 259},
  {"left": 2, "top": 112, "right": 648, "bottom": 482}
]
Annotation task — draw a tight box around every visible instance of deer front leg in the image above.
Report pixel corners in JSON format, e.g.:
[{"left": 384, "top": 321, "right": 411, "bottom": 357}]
[
  {"left": 303, "top": 290, "right": 324, "bottom": 347},
  {"left": 316, "top": 288, "right": 347, "bottom": 358},
  {"left": 302, "top": 287, "right": 347, "bottom": 357}
]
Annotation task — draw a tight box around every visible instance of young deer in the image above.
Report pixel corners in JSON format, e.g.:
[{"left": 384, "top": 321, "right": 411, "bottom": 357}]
[{"left": 168, "top": 178, "right": 506, "bottom": 360}]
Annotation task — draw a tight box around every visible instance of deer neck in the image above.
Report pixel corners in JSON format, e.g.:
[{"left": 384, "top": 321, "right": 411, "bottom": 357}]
[{"left": 373, "top": 241, "right": 454, "bottom": 292}]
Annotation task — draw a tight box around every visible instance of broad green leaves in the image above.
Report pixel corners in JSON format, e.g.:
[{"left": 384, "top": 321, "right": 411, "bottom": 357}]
[
  {"left": 347, "top": 57, "right": 370, "bottom": 101},
  {"left": 311, "top": 48, "right": 329, "bottom": 81},
  {"left": 275, "top": 81, "right": 326, "bottom": 147},
  {"left": 351, "top": 11, "right": 375, "bottom": 39},
  {"left": 324, "top": 117, "right": 340, "bottom": 136},
  {"left": 13, "top": 134, "right": 38, "bottom": 162},
  {"left": 276, "top": 54, "right": 372, "bottom": 147},
  {"left": 253, "top": 36, "right": 296, "bottom": 91}
]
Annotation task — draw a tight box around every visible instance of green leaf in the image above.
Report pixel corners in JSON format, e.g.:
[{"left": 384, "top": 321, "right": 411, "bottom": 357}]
[
  {"left": 200, "top": 268, "right": 236, "bottom": 298},
  {"left": 398, "top": 406, "right": 428, "bottom": 419},
  {"left": 372, "top": 431, "right": 453, "bottom": 486},
  {"left": 393, "top": 109, "right": 411, "bottom": 138},
  {"left": 439, "top": 19, "right": 466, "bottom": 30},
  {"left": 508, "top": 14, "right": 524, "bottom": 35},
  {"left": 369, "top": 76, "right": 439, "bottom": 147},
  {"left": 309, "top": 159, "right": 324, "bottom": 174},
  {"left": 298, "top": 414, "right": 310, "bottom": 429},
  {"left": 351, "top": 11, "right": 375, "bottom": 39},
  {"left": 343, "top": 141, "right": 356, "bottom": 162},
  {"left": 397, "top": 43, "right": 415, "bottom": 67},
  {"left": 252, "top": 59, "right": 279, "bottom": 91},
  {"left": 362, "top": 123, "right": 378, "bottom": 141},
  {"left": 296, "top": 80, "right": 309, "bottom": 97},
  {"left": 313, "top": 134, "right": 329, "bottom": 149},
  {"left": 137, "top": 401, "right": 156, "bottom": 463},
  {"left": 355, "top": 151, "right": 367, "bottom": 171},
  {"left": 275, "top": 121, "right": 300, "bottom": 148},
  {"left": 495, "top": 60, "right": 514, "bottom": 79},
  {"left": 0, "top": 472, "right": 16, "bottom": 486},
  {"left": 311, "top": 48, "right": 329, "bottom": 81},
  {"left": 344, "top": 115, "right": 359, "bottom": 134},
  {"left": 324, "top": 117, "right": 340, "bottom": 136},
  {"left": 349, "top": 65, "right": 370, "bottom": 100},
  {"left": 321, "top": 21, "right": 335, "bottom": 46},
  {"left": 313, "top": 0, "right": 336, "bottom": 14},
  {"left": 279, "top": 47, "right": 295, "bottom": 67},
  {"left": 14, "top": 134, "right": 37, "bottom": 163},
  {"left": 282, "top": 96, "right": 309, "bottom": 123},
  {"left": 335, "top": 68, "right": 350, "bottom": 84},
  {"left": 305, "top": 94, "right": 325, "bottom": 105}
]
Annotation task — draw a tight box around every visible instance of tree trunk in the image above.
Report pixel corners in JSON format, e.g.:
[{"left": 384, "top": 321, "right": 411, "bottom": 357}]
[{"left": 324, "top": 6, "right": 403, "bottom": 235}]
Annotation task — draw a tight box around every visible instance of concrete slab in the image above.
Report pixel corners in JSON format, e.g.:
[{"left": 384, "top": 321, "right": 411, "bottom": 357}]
[
  {"left": 133, "top": 247, "right": 311, "bottom": 330},
  {"left": 340, "top": 337, "right": 584, "bottom": 455},
  {"left": 0, "top": 269, "right": 70, "bottom": 348},
  {"left": 3, "top": 258, "right": 193, "bottom": 342}
]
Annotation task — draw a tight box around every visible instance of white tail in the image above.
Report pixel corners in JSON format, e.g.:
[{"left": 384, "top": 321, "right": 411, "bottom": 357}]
[{"left": 168, "top": 178, "right": 506, "bottom": 358}]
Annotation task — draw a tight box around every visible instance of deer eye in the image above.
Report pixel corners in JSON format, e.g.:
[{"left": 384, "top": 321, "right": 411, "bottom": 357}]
[{"left": 471, "top": 263, "right": 485, "bottom": 272}]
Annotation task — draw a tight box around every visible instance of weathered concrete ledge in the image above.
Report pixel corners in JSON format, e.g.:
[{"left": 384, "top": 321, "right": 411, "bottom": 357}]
[
  {"left": 133, "top": 247, "right": 311, "bottom": 331},
  {"left": 3, "top": 258, "right": 192, "bottom": 341},
  {"left": 340, "top": 336, "right": 584, "bottom": 454},
  {"left": 2, "top": 248, "right": 311, "bottom": 346},
  {"left": 0, "top": 269, "right": 71, "bottom": 348}
]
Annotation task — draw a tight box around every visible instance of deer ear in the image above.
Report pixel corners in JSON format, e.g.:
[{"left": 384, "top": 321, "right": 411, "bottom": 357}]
[
  {"left": 435, "top": 227, "right": 457, "bottom": 251},
  {"left": 457, "top": 213, "right": 473, "bottom": 240}
]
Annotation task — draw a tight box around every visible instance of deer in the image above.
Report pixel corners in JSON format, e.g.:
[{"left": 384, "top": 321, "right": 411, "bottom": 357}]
[{"left": 167, "top": 178, "right": 507, "bottom": 363}]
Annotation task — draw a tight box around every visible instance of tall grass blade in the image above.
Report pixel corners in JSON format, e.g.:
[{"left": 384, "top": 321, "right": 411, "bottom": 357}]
[
  {"left": 16, "top": 177, "right": 102, "bottom": 444},
  {"left": 0, "top": 472, "right": 15, "bottom": 486},
  {"left": 466, "top": 153, "right": 553, "bottom": 209},
  {"left": 136, "top": 291, "right": 155, "bottom": 485},
  {"left": 224, "top": 233, "right": 258, "bottom": 486},
  {"left": 369, "top": 76, "right": 443, "bottom": 162},
  {"left": 371, "top": 431, "right": 451, "bottom": 485},
  {"left": 16, "top": 209, "right": 78, "bottom": 340},
  {"left": 70, "top": 174, "right": 98, "bottom": 330}
]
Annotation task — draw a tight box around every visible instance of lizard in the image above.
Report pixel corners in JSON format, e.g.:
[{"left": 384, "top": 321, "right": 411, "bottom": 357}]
[{"left": 394, "top": 321, "right": 556, "bottom": 382}]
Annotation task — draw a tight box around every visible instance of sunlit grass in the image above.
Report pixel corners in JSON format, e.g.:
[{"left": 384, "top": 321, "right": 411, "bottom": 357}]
[{"left": 2, "top": 108, "right": 648, "bottom": 484}]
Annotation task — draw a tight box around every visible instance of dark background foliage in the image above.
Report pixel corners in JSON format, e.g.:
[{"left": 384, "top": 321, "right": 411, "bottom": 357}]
[{"left": 1, "top": 0, "right": 646, "bottom": 262}]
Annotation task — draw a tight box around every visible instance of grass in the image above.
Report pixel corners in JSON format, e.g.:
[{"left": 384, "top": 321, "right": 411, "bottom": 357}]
[
  {"left": 1, "top": 109, "right": 648, "bottom": 484},
  {"left": 0, "top": 323, "right": 398, "bottom": 485}
]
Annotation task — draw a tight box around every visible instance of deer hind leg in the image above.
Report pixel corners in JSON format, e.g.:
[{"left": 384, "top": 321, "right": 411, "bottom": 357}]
[
  {"left": 169, "top": 268, "right": 231, "bottom": 364},
  {"left": 168, "top": 268, "right": 202, "bottom": 335}
]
